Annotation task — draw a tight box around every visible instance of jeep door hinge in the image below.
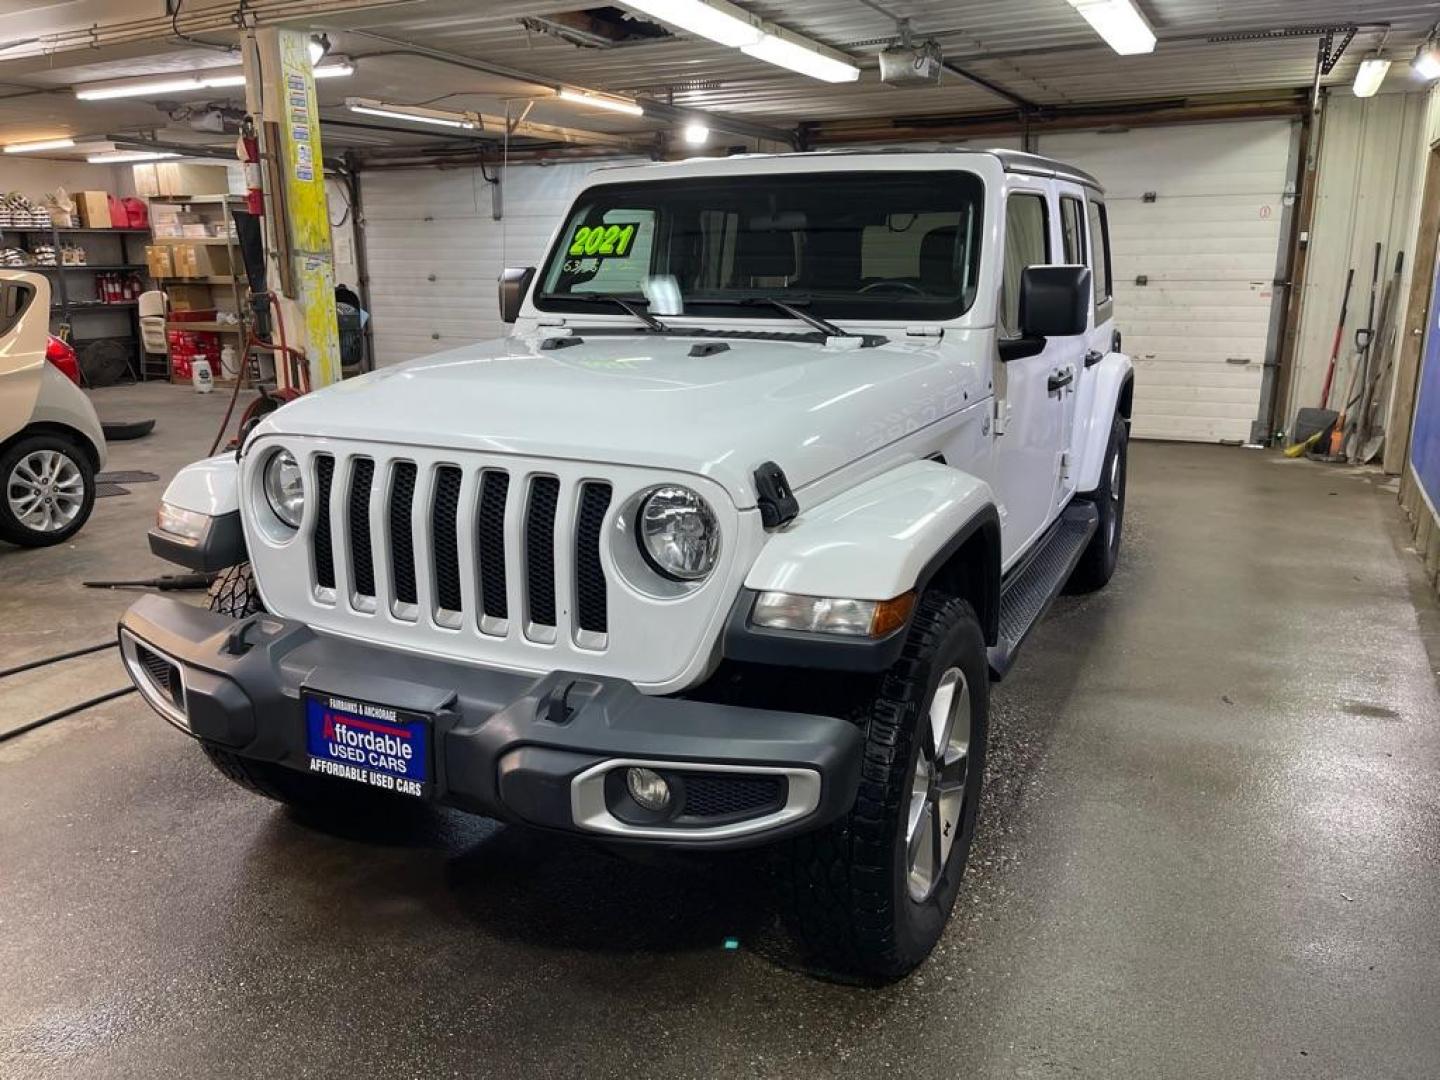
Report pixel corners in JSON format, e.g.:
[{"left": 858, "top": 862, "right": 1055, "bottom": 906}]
[
  {"left": 1060, "top": 450, "right": 1072, "bottom": 482},
  {"left": 993, "top": 399, "right": 1010, "bottom": 437}
]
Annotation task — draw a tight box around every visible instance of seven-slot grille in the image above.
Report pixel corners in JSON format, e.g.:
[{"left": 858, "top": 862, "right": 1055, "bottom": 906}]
[{"left": 308, "top": 453, "right": 613, "bottom": 646}]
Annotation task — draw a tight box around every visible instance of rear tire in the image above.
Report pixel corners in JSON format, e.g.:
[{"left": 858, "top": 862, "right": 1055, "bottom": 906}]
[
  {"left": 779, "top": 593, "right": 989, "bottom": 982},
  {"left": 0, "top": 433, "right": 95, "bottom": 547},
  {"left": 1067, "top": 411, "right": 1127, "bottom": 593}
]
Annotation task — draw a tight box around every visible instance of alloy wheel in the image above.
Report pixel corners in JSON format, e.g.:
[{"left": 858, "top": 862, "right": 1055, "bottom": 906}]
[
  {"left": 7, "top": 449, "right": 85, "bottom": 534},
  {"left": 905, "top": 666, "right": 972, "bottom": 902}
]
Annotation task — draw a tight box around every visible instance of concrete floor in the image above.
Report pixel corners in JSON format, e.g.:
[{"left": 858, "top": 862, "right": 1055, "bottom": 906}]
[{"left": 2, "top": 384, "right": 1439, "bottom": 1079}]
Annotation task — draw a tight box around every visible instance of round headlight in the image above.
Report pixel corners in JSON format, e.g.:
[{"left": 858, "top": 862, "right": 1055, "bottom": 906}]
[
  {"left": 263, "top": 449, "right": 306, "bottom": 529},
  {"left": 638, "top": 486, "right": 719, "bottom": 581}
]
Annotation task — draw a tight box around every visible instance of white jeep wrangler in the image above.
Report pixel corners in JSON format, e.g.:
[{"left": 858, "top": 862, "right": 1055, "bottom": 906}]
[{"left": 120, "top": 149, "right": 1132, "bottom": 980}]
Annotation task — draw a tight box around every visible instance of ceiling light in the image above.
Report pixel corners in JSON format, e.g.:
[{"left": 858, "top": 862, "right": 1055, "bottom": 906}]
[
  {"left": 682, "top": 122, "right": 709, "bottom": 145},
  {"left": 76, "top": 77, "right": 204, "bottom": 101},
  {"left": 556, "top": 88, "right": 645, "bottom": 116},
  {"left": 3, "top": 137, "right": 77, "bottom": 154},
  {"left": 87, "top": 151, "right": 180, "bottom": 163},
  {"left": 741, "top": 30, "right": 861, "bottom": 83},
  {"left": 1065, "top": 0, "right": 1156, "bottom": 56},
  {"left": 1353, "top": 56, "right": 1392, "bottom": 97},
  {"left": 201, "top": 74, "right": 248, "bottom": 89},
  {"left": 621, "top": 0, "right": 762, "bottom": 48},
  {"left": 314, "top": 60, "right": 355, "bottom": 79},
  {"left": 346, "top": 98, "right": 479, "bottom": 129},
  {"left": 1414, "top": 36, "right": 1440, "bottom": 81},
  {"left": 308, "top": 33, "right": 331, "bottom": 66}
]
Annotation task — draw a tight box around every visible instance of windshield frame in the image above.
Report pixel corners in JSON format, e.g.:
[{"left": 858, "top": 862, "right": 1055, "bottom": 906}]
[{"left": 533, "top": 169, "right": 986, "bottom": 324}]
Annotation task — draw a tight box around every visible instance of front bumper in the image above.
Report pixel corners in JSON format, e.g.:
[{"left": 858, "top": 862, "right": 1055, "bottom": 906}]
[{"left": 117, "top": 595, "right": 863, "bottom": 849}]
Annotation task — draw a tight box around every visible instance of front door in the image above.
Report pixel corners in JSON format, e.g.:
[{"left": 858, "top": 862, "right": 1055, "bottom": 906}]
[{"left": 992, "top": 187, "right": 1068, "bottom": 568}]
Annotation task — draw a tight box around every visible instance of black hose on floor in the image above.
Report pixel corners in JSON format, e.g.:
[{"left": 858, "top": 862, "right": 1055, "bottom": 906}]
[
  {"left": 0, "top": 640, "right": 117, "bottom": 681},
  {"left": 0, "top": 687, "right": 136, "bottom": 744}
]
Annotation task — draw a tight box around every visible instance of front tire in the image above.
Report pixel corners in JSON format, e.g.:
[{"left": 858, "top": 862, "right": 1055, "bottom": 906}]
[
  {"left": 1067, "top": 411, "right": 1128, "bottom": 593},
  {"left": 780, "top": 593, "right": 989, "bottom": 982},
  {"left": 0, "top": 434, "right": 95, "bottom": 547}
]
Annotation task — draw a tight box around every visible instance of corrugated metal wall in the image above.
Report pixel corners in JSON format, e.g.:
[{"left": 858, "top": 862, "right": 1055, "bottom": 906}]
[{"left": 1286, "top": 93, "right": 1428, "bottom": 430}]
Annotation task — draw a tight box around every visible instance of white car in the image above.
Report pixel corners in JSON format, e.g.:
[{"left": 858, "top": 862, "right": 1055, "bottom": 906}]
[
  {"left": 120, "top": 150, "right": 1133, "bottom": 980},
  {"left": 0, "top": 270, "right": 106, "bottom": 547}
]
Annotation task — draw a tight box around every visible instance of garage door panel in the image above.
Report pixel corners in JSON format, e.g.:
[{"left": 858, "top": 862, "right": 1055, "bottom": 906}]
[{"left": 1042, "top": 120, "right": 1293, "bottom": 442}]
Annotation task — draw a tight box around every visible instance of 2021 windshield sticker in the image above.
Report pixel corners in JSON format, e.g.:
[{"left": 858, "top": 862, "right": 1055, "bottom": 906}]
[{"left": 566, "top": 222, "right": 640, "bottom": 259}]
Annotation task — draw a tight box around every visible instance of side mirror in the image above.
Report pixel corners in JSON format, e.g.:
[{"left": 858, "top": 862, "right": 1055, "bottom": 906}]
[
  {"left": 1019, "top": 264, "right": 1091, "bottom": 337},
  {"left": 498, "top": 266, "right": 536, "bottom": 324}
]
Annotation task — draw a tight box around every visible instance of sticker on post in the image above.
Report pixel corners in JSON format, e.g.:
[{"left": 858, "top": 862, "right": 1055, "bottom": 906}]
[{"left": 304, "top": 692, "right": 430, "bottom": 798}]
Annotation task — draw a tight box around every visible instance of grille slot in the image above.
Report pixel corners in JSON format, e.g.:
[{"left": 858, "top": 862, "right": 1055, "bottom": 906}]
[
  {"left": 575, "top": 482, "right": 612, "bottom": 637},
  {"left": 525, "top": 476, "right": 561, "bottom": 629},
  {"left": 349, "top": 458, "right": 376, "bottom": 599},
  {"left": 680, "top": 774, "right": 784, "bottom": 819},
  {"left": 477, "top": 470, "right": 510, "bottom": 623},
  {"left": 136, "top": 645, "right": 184, "bottom": 712},
  {"left": 432, "top": 465, "right": 463, "bottom": 615},
  {"left": 390, "top": 462, "right": 418, "bottom": 608},
  {"left": 313, "top": 455, "right": 335, "bottom": 591}
]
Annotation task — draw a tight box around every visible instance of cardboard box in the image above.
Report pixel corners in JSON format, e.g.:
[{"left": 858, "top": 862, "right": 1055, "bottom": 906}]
[
  {"left": 172, "top": 243, "right": 232, "bottom": 278},
  {"left": 145, "top": 245, "right": 174, "bottom": 278},
  {"left": 131, "top": 164, "right": 160, "bottom": 198},
  {"left": 165, "top": 284, "right": 214, "bottom": 311},
  {"left": 156, "top": 163, "right": 233, "bottom": 196},
  {"left": 75, "top": 191, "right": 112, "bottom": 228}
]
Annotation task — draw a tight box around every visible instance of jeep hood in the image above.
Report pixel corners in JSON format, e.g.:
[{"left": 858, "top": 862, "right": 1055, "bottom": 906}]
[{"left": 259, "top": 330, "right": 988, "bottom": 508}]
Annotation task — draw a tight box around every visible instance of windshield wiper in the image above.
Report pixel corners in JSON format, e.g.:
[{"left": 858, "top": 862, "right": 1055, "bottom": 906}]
[
  {"left": 539, "top": 292, "right": 668, "bottom": 332},
  {"left": 696, "top": 296, "right": 856, "bottom": 339}
]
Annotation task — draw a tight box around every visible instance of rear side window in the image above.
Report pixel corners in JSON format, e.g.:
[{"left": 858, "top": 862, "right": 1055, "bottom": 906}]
[
  {"left": 1087, "top": 198, "right": 1113, "bottom": 310},
  {"left": 0, "top": 281, "right": 35, "bottom": 337},
  {"left": 1000, "top": 193, "right": 1050, "bottom": 338},
  {"left": 1060, "top": 196, "right": 1086, "bottom": 264}
]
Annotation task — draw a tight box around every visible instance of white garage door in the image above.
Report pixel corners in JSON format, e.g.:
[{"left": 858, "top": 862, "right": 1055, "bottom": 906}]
[
  {"left": 361, "top": 161, "right": 629, "bottom": 365},
  {"left": 1038, "top": 122, "right": 1296, "bottom": 442}
]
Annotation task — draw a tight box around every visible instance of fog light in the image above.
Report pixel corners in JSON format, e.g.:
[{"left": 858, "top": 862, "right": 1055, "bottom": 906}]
[{"left": 625, "top": 767, "right": 672, "bottom": 812}]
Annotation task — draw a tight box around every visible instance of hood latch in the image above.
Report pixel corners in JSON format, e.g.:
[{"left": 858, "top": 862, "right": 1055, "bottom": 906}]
[{"left": 754, "top": 461, "right": 799, "bottom": 529}]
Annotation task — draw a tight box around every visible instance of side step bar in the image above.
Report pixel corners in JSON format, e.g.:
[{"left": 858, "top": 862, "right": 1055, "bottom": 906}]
[{"left": 988, "top": 500, "right": 1099, "bottom": 679}]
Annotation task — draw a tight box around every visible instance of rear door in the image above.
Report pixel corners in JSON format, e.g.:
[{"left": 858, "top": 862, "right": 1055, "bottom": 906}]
[{"left": 0, "top": 271, "right": 50, "bottom": 444}]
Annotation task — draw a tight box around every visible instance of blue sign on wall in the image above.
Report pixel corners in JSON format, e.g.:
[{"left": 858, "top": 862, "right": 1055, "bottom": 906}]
[{"left": 1413, "top": 251, "right": 1440, "bottom": 513}]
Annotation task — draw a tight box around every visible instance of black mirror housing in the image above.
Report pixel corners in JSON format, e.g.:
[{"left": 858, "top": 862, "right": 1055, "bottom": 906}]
[
  {"left": 1019, "top": 265, "right": 1091, "bottom": 338},
  {"left": 498, "top": 266, "right": 536, "bottom": 324}
]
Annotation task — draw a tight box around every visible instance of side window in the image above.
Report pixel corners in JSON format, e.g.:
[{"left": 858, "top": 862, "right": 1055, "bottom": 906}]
[
  {"left": 1060, "top": 196, "right": 1086, "bottom": 264},
  {"left": 1087, "top": 198, "right": 1113, "bottom": 309},
  {"left": 1000, "top": 192, "right": 1050, "bottom": 338},
  {"left": 0, "top": 281, "right": 35, "bottom": 337}
]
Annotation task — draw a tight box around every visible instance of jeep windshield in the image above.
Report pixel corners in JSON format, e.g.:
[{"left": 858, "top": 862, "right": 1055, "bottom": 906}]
[{"left": 535, "top": 170, "right": 984, "bottom": 323}]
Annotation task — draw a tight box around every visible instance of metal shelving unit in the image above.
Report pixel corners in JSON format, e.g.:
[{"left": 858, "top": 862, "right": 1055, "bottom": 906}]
[{"left": 148, "top": 194, "right": 248, "bottom": 384}]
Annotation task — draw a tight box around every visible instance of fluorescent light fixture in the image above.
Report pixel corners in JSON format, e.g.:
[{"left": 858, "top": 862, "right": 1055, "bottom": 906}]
[
  {"left": 346, "top": 98, "right": 478, "bottom": 129},
  {"left": 1066, "top": 0, "right": 1156, "bottom": 56},
  {"left": 621, "top": 0, "right": 762, "bottom": 48},
  {"left": 556, "top": 88, "right": 645, "bottom": 116},
  {"left": 314, "top": 60, "right": 355, "bottom": 79},
  {"left": 1414, "top": 38, "right": 1440, "bottom": 81},
  {"left": 77, "top": 77, "right": 204, "bottom": 100},
  {"left": 682, "top": 122, "right": 709, "bottom": 145},
  {"left": 201, "top": 74, "right": 247, "bottom": 89},
  {"left": 741, "top": 30, "right": 861, "bottom": 83},
  {"left": 3, "top": 137, "right": 76, "bottom": 154},
  {"left": 1353, "top": 56, "right": 1392, "bottom": 97},
  {"left": 87, "top": 151, "right": 180, "bottom": 163}
]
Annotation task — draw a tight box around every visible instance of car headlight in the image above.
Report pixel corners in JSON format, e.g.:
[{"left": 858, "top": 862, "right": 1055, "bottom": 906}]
[
  {"left": 262, "top": 449, "right": 306, "bottom": 528},
  {"left": 638, "top": 486, "right": 719, "bottom": 581}
]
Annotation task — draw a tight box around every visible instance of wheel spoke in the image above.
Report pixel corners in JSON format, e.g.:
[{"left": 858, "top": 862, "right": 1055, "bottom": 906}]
[{"left": 928, "top": 798, "right": 945, "bottom": 883}]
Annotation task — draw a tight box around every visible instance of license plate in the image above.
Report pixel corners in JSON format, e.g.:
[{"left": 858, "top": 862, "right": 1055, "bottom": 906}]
[{"left": 303, "top": 691, "right": 430, "bottom": 798}]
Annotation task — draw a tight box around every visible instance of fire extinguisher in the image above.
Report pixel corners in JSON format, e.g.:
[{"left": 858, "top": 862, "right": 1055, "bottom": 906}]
[{"left": 238, "top": 119, "right": 263, "bottom": 217}]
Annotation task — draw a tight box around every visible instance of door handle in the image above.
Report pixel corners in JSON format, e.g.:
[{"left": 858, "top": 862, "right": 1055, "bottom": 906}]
[{"left": 1047, "top": 368, "right": 1074, "bottom": 392}]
